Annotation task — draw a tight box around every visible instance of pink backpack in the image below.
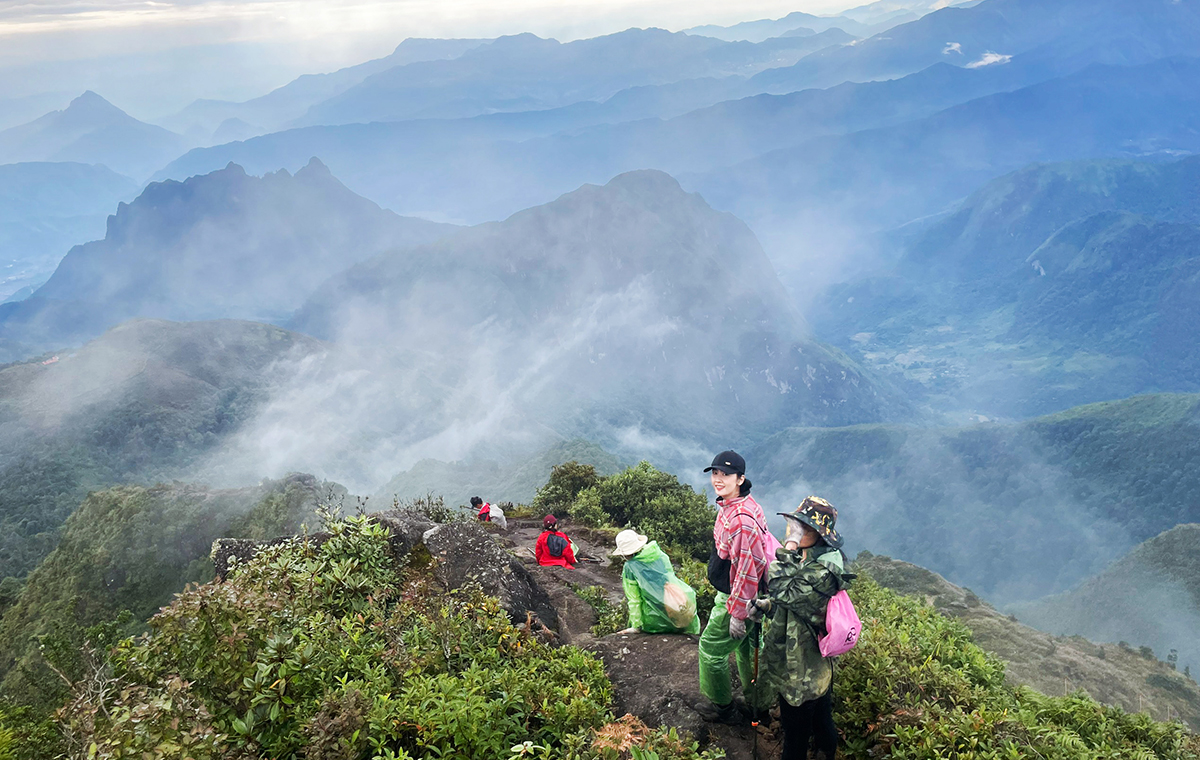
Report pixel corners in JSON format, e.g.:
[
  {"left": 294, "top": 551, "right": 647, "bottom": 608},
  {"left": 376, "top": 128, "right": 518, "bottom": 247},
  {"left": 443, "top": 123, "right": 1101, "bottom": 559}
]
[
  {"left": 819, "top": 589, "right": 862, "bottom": 657},
  {"left": 759, "top": 519, "right": 783, "bottom": 559}
]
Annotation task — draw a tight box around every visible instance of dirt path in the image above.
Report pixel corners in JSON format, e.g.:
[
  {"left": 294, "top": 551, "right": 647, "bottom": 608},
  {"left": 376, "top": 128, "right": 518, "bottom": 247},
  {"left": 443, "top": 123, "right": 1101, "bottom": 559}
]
[{"left": 498, "top": 518, "right": 782, "bottom": 760}]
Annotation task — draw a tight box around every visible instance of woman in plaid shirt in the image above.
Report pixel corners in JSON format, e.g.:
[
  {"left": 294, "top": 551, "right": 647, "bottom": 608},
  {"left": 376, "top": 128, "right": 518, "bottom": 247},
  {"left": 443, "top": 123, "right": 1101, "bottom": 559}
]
[{"left": 695, "top": 450, "right": 773, "bottom": 724}]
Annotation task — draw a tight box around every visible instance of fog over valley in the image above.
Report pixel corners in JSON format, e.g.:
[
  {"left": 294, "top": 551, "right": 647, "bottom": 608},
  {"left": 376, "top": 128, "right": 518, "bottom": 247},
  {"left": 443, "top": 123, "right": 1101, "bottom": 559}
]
[{"left": 2, "top": 0, "right": 1200, "bottom": 753}]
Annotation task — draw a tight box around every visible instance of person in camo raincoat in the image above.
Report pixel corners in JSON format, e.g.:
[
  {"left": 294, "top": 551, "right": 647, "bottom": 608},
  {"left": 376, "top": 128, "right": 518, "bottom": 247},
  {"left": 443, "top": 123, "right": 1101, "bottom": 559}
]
[{"left": 751, "top": 496, "right": 852, "bottom": 760}]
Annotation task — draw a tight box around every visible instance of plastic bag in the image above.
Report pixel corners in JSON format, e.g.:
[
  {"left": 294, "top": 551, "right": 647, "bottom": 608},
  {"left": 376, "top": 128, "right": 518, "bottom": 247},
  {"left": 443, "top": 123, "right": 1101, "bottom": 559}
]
[{"left": 623, "top": 544, "right": 699, "bottom": 633}]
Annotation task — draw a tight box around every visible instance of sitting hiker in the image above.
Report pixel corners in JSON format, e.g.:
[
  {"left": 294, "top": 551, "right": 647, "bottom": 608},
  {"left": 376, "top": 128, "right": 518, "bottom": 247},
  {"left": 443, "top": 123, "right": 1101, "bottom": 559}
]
[
  {"left": 472, "top": 496, "right": 507, "bottom": 529},
  {"left": 534, "top": 514, "right": 576, "bottom": 568},
  {"left": 752, "top": 496, "right": 852, "bottom": 760},
  {"left": 611, "top": 529, "right": 700, "bottom": 635}
]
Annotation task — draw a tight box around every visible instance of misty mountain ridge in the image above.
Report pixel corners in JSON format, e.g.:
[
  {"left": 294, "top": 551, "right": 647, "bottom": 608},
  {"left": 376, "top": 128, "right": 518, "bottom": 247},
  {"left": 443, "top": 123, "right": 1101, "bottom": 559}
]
[
  {"left": 695, "top": 55, "right": 1200, "bottom": 272},
  {"left": 0, "top": 162, "right": 139, "bottom": 303},
  {"left": 291, "top": 169, "right": 908, "bottom": 446},
  {"left": 0, "top": 91, "right": 190, "bottom": 180},
  {"left": 811, "top": 155, "right": 1200, "bottom": 417},
  {"left": 289, "top": 27, "right": 857, "bottom": 128},
  {"left": 857, "top": 551, "right": 1200, "bottom": 730},
  {"left": 683, "top": 11, "right": 875, "bottom": 41},
  {"left": 0, "top": 158, "right": 457, "bottom": 359},
  {"left": 160, "top": 37, "right": 491, "bottom": 140},
  {"left": 0, "top": 318, "right": 324, "bottom": 579},
  {"left": 748, "top": 0, "right": 1200, "bottom": 96},
  {"left": 747, "top": 392, "right": 1200, "bottom": 603},
  {"left": 154, "top": 45, "right": 1085, "bottom": 232},
  {"left": 1013, "top": 523, "right": 1200, "bottom": 686}
]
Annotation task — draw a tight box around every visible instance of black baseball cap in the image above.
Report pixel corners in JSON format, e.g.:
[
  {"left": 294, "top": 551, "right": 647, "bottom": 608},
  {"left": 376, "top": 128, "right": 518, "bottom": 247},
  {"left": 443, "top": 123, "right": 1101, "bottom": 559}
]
[{"left": 704, "top": 450, "right": 745, "bottom": 476}]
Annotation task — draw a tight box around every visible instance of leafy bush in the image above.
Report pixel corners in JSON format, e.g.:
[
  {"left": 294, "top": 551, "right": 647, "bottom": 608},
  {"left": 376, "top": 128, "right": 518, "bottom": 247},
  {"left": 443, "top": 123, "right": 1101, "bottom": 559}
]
[
  {"left": 534, "top": 462, "right": 602, "bottom": 518},
  {"left": 34, "top": 513, "right": 708, "bottom": 760},
  {"left": 567, "top": 463, "right": 715, "bottom": 560},
  {"left": 392, "top": 492, "right": 462, "bottom": 523},
  {"left": 571, "top": 487, "right": 615, "bottom": 529},
  {"left": 576, "top": 585, "right": 628, "bottom": 637},
  {"left": 836, "top": 575, "right": 1200, "bottom": 759}
]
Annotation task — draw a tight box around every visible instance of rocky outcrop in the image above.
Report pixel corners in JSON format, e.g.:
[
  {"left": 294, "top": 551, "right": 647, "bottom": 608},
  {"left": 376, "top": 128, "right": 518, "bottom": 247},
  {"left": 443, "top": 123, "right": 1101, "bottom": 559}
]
[
  {"left": 212, "top": 513, "right": 558, "bottom": 633},
  {"left": 424, "top": 520, "right": 559, "bottom": 633}
]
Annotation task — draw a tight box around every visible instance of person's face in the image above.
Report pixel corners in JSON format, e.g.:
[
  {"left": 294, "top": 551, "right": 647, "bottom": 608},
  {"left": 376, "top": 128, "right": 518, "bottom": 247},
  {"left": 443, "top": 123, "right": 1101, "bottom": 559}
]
[
  {"left": 710, "top": 468, "right": 744, "bottom": 500},
  {"left": 785, "top": 518, "right": 821, "bottom": 549}
]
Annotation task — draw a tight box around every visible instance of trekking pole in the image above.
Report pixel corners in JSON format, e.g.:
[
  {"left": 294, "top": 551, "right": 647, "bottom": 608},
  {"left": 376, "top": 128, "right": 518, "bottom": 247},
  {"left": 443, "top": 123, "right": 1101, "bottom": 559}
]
[{"left": 751, "top": 623, "right": 760, "bottom": 760}]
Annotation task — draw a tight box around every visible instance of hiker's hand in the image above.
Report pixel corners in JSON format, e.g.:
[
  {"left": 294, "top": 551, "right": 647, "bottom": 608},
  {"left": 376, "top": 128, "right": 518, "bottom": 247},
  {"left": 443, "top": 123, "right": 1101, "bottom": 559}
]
[
  {"left": 618, "top": 627, "right": 639, "bottom": 634},
  {"left": 729, "top": 616, "right": 747, "bottom": 640},
  {"left": 747, "top": 598, "right": 771, "bottom": 622}
]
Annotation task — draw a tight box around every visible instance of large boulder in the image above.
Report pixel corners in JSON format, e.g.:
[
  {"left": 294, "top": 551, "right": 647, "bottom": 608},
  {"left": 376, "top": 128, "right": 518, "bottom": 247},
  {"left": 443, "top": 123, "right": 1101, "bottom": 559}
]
[
  {"left": 423, "top": 521, "right": 559, "bottom": 632},
  {"left": 371, "top": 509, "right": 437, "bottom": 562}
]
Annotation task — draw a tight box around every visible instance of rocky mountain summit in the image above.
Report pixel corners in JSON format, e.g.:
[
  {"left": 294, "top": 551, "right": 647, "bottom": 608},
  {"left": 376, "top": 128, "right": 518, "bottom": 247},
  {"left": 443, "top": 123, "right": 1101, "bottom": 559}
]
[{"left": 213, "top": 511, "right": 1200, "bottom": 753}]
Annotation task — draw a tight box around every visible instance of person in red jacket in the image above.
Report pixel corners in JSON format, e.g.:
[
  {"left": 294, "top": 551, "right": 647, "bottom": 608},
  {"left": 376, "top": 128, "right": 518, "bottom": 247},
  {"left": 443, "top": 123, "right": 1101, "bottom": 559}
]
[{"left": 534, "top": 514, "right": 577, "bottom": 568}]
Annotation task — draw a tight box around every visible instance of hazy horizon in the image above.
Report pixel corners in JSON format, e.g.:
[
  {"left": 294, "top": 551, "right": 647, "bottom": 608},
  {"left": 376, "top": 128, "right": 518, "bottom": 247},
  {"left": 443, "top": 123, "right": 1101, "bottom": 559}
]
[{"left": 0, "top": 0, "right": 860, "bottom": 118}]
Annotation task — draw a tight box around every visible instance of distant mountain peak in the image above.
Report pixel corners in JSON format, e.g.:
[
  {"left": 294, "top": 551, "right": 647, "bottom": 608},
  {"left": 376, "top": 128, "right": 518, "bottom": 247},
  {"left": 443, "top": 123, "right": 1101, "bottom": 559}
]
[
  {"left": 296, "top": 156, "right": 333, "bottom": 179},
  {"left": 65, "top": 90, "right": 125, "bottom": 118},
  {"left": 599, "top": 168, "right": 688, "bottom": 197}
]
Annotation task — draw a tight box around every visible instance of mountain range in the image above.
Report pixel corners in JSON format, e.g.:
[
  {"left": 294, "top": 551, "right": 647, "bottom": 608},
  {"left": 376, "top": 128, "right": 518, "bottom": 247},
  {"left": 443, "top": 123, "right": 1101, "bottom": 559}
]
[
  {"left": 811, "top": 155, "right": 1200, "bottom": 417},
  {"left": 289, "top": 28, "right": 860, "bottom": 128},
  {"left": 749, "top": 0, "right": 1200, "bottom": 95},
  {"left": 0, "top": 161, "right": 138, "bottom": 303},
  {"left": 159, "top": 38, "right": 491, "bottom": 140},
  {"left": 0, "top": 92, "right": 190, "bottom": 181},
  {"left": 747, "top": 392, "right": 1200, "bottom": 604},
  {"left": 0, "top": 159, "right": 456, "bottom": 358},
  {"left": 683, "top": 11, "right": 877, "bottom": 41},
  {"left": 0, "top": 318, "right": 323, "bottom": 580},
  {"left": 290, "top": 169, "right": 906, "bottom": 445},
  {"left": 1013, "top": 523, "right": 1200, "bottom": 686}
]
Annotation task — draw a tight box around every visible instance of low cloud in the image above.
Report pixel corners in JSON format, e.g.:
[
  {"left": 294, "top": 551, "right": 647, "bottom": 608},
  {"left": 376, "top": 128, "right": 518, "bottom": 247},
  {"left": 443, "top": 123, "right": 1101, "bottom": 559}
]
[
  {"left": 966, "top": 51, "right": 1012, "bottom": 69},
  {"left": 943, "top": 41, "right": 962, "bottom": 55}
]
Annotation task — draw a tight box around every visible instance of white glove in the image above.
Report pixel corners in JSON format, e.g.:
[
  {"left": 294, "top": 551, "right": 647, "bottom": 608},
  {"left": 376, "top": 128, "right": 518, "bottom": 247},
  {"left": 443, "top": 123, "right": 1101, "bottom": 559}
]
[{"left": 729, "top": 616, "right": 747, "bottom": 640}]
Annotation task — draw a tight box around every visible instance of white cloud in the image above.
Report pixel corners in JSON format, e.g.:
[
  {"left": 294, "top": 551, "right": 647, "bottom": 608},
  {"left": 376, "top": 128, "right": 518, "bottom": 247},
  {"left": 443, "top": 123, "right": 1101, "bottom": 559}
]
[
  {"left": 943, "top": 41, "right": 962, "bottom": 55},
  {"left": 966, "top": 51, "right": 1012, "bottom": 69}
]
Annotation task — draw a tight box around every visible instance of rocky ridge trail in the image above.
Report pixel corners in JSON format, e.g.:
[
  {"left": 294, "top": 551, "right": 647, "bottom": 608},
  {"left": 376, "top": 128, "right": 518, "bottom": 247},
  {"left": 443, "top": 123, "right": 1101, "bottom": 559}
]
[{"left": 213, "top": 511, "right": 777, "bottom": 758}]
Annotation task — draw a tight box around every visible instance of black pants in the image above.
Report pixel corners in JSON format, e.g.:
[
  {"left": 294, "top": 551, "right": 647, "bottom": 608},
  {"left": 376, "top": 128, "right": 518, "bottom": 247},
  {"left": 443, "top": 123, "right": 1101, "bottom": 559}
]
[{"left": 779, "top": 690, "right": 837, "bottom": 760}]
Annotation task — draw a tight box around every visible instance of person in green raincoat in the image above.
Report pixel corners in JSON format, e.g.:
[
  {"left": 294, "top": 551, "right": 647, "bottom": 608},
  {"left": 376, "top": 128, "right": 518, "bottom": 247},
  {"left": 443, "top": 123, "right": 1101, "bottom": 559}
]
[
  {"left": 750, "top": 496, "right": 852, "bottom": 760},
  {"left": 611, "top": 529, "right": 701, "bottom": 635}
]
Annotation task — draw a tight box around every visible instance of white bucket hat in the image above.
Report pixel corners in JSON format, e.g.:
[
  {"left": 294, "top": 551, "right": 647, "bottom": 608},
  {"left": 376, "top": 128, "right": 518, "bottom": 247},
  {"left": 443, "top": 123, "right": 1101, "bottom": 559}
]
[{"left": 611, "top": 529, "right": 649, "bottom": 557}]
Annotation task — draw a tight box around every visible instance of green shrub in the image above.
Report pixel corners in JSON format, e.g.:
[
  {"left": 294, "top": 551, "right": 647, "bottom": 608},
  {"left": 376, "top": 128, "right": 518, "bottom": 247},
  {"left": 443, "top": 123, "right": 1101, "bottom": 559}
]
[
  {"left": 835, "top": 575, "right": 1200, "bottom": 759},
  {"left": 571, "top": 487, "right": 615, "bottom": 528},
  {"left": 392, "top": 492, "right": 462, "bottom": 523},
  {"left": 576, "top": 585, "right": 628, "bottom": 637},
  {"left": 533, "top": 461, "right": 602, "bottom": 517},
  {"left": 55, "top": 514, "right": 622, "bottom": 759},
  {"left": 567, "top": 463, "right": 715, "bottom": 560}
]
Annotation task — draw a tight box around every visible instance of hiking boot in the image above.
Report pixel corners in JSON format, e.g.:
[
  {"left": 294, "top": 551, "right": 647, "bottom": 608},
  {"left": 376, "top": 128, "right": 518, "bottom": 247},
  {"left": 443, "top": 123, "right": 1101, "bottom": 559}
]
[{"left": 694, "top": 700, "right": 742, "bottom": 725}]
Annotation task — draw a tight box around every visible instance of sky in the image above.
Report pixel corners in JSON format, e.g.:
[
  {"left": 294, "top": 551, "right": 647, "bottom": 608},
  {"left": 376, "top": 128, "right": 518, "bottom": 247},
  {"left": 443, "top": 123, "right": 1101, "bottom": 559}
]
[{"left": 0, "top": 0, "right": 852, "bottom": 118}]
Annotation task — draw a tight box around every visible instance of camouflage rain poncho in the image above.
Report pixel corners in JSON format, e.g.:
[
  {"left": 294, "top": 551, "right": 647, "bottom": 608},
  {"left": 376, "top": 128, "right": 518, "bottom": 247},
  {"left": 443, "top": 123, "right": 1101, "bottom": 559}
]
[{"left": 761, "top": 544, "right": 850, "bottom": 706}]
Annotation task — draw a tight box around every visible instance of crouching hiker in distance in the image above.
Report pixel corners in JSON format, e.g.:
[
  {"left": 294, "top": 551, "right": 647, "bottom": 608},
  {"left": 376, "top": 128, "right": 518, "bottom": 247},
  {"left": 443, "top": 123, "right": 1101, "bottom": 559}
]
[
  {"left": 535, "top": 514, "right": 577, "bottom": 568},
  {"left": 696, "top": 450, "right": 780, "bottom": 724},
  {"left": 473, "top": 496, "right": 507, "bottom": 529},
  {"left": 611, "top": 529, "right": 700, "bottom": 635},
  {"left": 751, "top": 497, "right": 855, "bottom": 760}
]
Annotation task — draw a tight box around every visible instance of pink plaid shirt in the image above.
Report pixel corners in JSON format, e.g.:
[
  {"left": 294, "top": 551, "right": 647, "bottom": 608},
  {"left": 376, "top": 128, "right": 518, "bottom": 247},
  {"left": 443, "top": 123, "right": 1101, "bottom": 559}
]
[{"left": 713, "top": 493, "right": 770, "bottom": 620}]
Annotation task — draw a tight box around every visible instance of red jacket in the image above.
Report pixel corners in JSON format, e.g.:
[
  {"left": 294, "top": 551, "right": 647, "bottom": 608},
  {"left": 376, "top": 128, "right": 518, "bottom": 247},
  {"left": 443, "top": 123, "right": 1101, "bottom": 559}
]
[{"left": 535, "top": 529, "right": 577, "bottom": 568}]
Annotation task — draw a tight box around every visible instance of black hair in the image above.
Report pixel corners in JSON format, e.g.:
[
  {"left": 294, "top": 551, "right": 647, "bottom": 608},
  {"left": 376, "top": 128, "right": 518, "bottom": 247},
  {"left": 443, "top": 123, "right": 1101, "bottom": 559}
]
[
  {"left": 470, "top": 496, "right": 483, "bottom": 506},
  {"left": 739, "top": 480, "right": 751, "bottom": 497}
]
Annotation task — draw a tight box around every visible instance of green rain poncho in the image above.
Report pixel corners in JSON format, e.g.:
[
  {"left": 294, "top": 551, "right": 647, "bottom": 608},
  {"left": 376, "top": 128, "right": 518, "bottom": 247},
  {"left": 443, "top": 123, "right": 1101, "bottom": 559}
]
[{"left": 621, "top": 541, "right": 701, "bottom": 634}]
